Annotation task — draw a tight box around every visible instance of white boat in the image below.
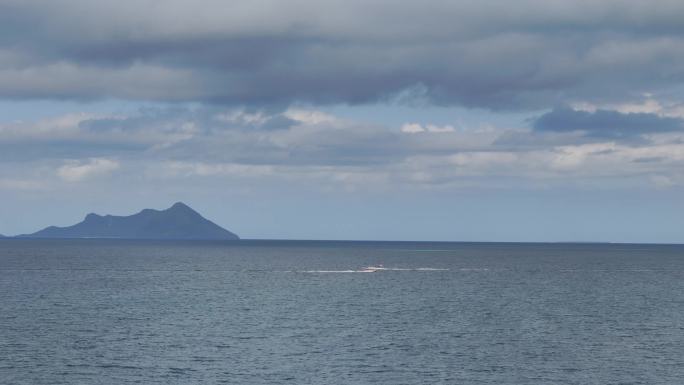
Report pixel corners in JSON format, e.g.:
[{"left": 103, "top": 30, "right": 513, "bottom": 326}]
[{"left": 358, "top": 265, "right": 384, "bottom": 273}]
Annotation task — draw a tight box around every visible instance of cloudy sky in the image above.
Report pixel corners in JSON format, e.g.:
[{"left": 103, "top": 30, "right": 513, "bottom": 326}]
[{"left": 2, "top": 0, "right": 684, "bottom": 242}]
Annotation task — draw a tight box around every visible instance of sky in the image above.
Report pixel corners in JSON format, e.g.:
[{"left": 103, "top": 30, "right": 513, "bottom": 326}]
[{"left": 2, "top": 0, "right": 684, "bottom": 242}]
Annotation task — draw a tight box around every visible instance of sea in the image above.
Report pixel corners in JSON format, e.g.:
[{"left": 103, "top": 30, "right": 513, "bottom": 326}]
[{"left": 1, "top": 239, "right": 684, "bottom": 384}]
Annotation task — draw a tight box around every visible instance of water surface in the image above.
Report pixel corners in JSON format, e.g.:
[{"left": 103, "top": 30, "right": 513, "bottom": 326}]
[{"left": 1, "top": 240, "right": 684, "bottom": 384}]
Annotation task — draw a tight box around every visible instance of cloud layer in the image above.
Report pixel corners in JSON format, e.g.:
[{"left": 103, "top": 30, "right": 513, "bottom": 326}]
[
  {"left": 3, "top": 1, "right": 684, "bottom": 108},
  {"left": 534, "top": 108, "right": 684, "bottom": 139},
  {"left": 3, "top": 106, "right": 684, "bottom": 193}
]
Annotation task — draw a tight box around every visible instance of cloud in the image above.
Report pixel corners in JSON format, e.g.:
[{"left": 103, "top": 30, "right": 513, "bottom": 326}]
[
  {"left": 160, "top": 162, "right": 274, "bottom": 178},
  {"left": 2, "top": 1, "right": 684, "bottom": 109},
  {"left": 401, "top": 123, "right": 456, "bottom": 133},
  {"left": 651, "top": 175, "right": 675, "bottom": 189},
  {"left": 2, "top": 105, "right": 684, "bottom": 191},
  {"left": 0, "top": 178, "right": 45, "bottom": 190},
  {"left": 533, "top": 108, "right": 684, "bottom": 139},
  {"left": 57, "top": 158, "right": 120, "bottom": 181}
]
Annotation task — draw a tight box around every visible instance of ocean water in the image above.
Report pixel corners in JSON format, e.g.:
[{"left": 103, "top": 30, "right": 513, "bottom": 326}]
[{"left": 1, "top": 240, "right": 684, "bottom": 384}]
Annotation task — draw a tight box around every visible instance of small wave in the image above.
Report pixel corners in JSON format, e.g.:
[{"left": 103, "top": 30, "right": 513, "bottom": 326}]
[
  {"left": 168, "top": 367, "right": 197, "bottom": 375},
  {"left": 301, "top": 270, "right": 357, "bottom": 273},
  {"left": 299, "top": 267, "right": 449, "bottom": 273},
  {"left": 98, "top": 364, "right": 145, "bottom": 370},
  {"left": 368, "top": 267, "right": 450, "bottom": 271}
]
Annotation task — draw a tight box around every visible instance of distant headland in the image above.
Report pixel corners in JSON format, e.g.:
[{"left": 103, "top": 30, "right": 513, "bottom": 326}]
[{"left": 15, "top": 202, "right": 239, "bottom": 240}]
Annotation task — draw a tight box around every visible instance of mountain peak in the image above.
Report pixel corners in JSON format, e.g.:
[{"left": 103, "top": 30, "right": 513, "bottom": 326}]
[
  {"left": 166, "top": 202, "right": 201, "bottom": 218},
  {"left": 169, "top": 201, "right": 192, "bottom": 211}
]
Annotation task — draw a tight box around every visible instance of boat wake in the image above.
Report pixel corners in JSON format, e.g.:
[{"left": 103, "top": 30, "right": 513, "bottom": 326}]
[{"left": 299, "top": 266, "right": 449, "bottom": 273}]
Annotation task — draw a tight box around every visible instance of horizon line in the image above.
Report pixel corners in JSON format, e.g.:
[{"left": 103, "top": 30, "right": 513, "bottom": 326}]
[{"left": 2, "top": 237, "right": 683, "bottom": 246}]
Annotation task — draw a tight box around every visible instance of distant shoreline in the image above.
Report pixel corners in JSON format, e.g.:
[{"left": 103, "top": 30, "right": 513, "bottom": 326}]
[{"left": 1, "top": 238, "right": 683, "bottom": 246}]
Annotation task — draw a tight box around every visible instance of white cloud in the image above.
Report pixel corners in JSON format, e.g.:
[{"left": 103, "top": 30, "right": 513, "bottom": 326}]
[
  {"left": 214, "top": 109, "right": 270, "bottom": 125},
  {"left": 0, "top": 179, "right": 45, "bottom": 190},
  {"left": 426, "top": 124, "right": 456, "bottom": 133},
  {"left": 549, "top": 142, "right": 617, "bottom": 171},
  {"left": 571, "top": 96, "right": 684, "bottom": 119},
  {"left": 284, "top": 109, "right": 337, "bottom": 125},
  {"left": 161, "top": 161, "right": 274, "bottom": 177},
  {"left": 651, "top": 175, "right": 676, "bottom": 189},
  {"left": 57, "top": 158, "right": 120, "bottom": 182},
  {"left": 401, "top": 123, "right": 456, "bottom": 134},
  {"left": 401, "top": 123, "right": 425, "bottom": 133},
  {"left": 0, "top": 112, "right": 96, "bottom": 140}
]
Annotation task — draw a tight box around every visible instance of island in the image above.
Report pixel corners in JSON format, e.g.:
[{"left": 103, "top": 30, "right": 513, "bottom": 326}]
[{"left": 18, "top": 202, "right": 239, "bottom": 240}]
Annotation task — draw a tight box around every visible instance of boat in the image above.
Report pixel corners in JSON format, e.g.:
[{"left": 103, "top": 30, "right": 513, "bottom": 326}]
[{"left": 358, "top": 265, "right": 384, "bottom": 273}]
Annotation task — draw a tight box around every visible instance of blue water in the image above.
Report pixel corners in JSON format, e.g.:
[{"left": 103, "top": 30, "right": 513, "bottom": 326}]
[{"left": 1, "top": 240, "right": 684, "bottom": 384}]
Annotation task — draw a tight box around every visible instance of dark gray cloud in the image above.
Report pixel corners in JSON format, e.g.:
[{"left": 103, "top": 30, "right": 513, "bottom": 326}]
[
  {"left": 533, "top": 108, "right": 684, "bottom": 139},
  {"left": 2, "top": 1, "right": 684, "bottom": 108}
]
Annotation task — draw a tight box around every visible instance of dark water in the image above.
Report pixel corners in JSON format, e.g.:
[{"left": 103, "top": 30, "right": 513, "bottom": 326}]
[{"left": 1, "top": 240, "right": 684, "bottom": 384}]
